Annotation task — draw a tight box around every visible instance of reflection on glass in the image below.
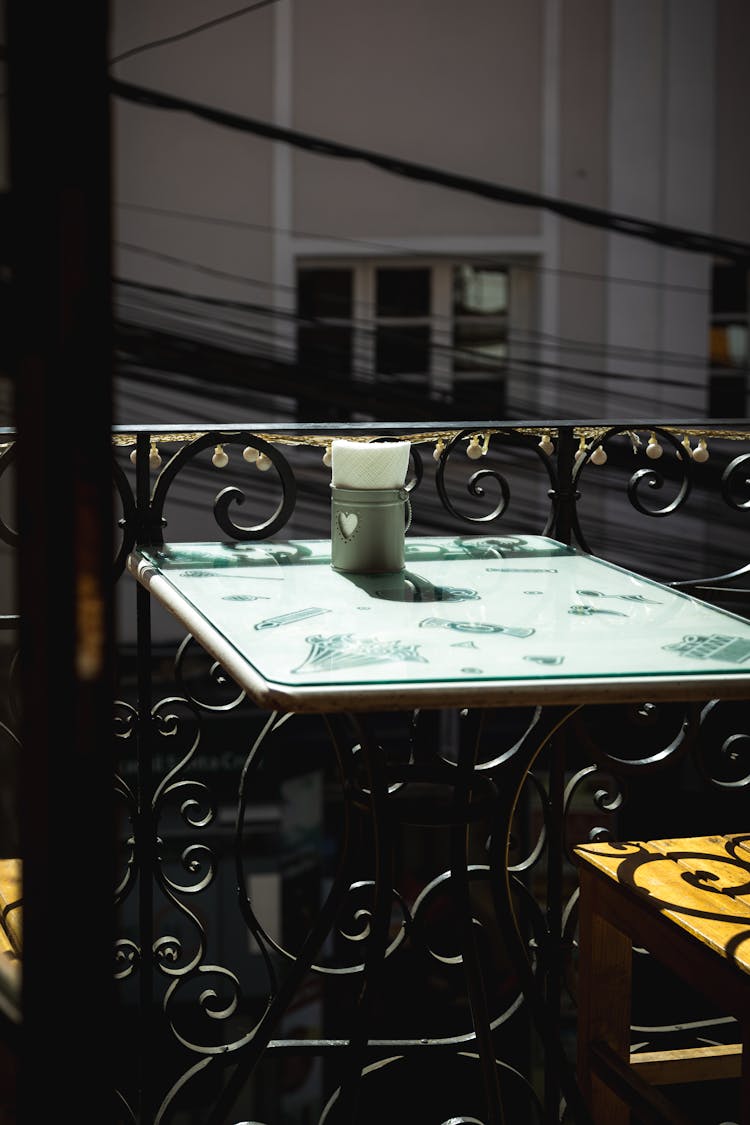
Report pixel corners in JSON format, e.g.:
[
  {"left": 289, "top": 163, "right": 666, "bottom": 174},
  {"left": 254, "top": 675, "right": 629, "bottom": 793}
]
[
  {"left": 453, "top": 265, "right": 507, "bottom": 316},
  {"left": 453, "top": 321, "right": 507, "bottom": 371}
]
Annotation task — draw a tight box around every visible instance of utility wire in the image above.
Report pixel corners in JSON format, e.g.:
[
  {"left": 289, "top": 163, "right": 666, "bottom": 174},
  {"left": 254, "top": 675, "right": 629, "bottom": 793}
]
[
  {"left": 115, "top": 268, "right": 712, "bottom": 375},
  {"left": 109, "top": 0, "right": 281, "bottom": 66},
  {"left": 110, "top": 78, "right": 750, "bottom": 264},
  {"left": 116, "top": 199, "right": 713, "bottom": 296},
  {"left": 114, "top": 275, "right": 711, "bottom": 395},
  {"left": 114, "top": 246, "right": 716, "bottom": 370}
]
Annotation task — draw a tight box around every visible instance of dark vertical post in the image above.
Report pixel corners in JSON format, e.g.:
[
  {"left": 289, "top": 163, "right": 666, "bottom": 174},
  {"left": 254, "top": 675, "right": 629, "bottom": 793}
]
[
  {"left": 543, "top": 734, "right": 565, "bottom": 1119},
  {"left": 553, "top": 425, "right": 576, "bottom": 546},
  {"left": 6, "top": 3, "right": 115, "bottom": 1121},
  {"left": 134, "top": 431, "right": 156, "bottom": 1121}
]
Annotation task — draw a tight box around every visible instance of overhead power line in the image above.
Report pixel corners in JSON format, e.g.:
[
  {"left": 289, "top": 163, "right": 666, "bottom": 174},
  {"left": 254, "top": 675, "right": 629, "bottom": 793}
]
[
  {"left": 109, "top": 0, "right": 281, "bottom": 66},
  {"left": 114, "top": 275, "right": 710, "bottom": 395},
  {"left": 110, "top": 79, "right": 750, "bottom": 265},
  {"left": 116, "top": 200, "right": 712, "bottom": 296},
  {"left": 114, "top": 244, "right": 714, "bottom": 370}
]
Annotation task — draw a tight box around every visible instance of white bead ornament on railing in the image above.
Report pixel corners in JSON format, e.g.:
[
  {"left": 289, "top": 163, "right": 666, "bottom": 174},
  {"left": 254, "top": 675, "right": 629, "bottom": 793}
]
[
  {"left": 129, "top": 442, "right": 163, "bottom": 469},
  {"left": 465, "top": 432, "right": 490, "bottom": 460},
  {"left": 692, "top": 438, "right": 709, "bottom": 463},
  {"left": 117, "top": 425, "right": 727, "bottom": 487},
  {"left": 466, "top": 435, "right": 482, "bottom": 460}
]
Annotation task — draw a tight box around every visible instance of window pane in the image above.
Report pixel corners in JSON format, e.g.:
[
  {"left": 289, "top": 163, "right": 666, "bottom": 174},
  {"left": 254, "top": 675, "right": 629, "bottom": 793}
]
[
  {"left": 376, "top": 269, "right": 430, "bottom": 317},
  {"left": 453, "top": 319, "right": 507, "bottom": 371},
  {"left": 453, "top": 266, "right": 508, "bottom": 316},
  {"left": 710, "top": 322, "right": 748, "bottom": 368},
  {"left": 297, "top": 269, "right": 353, "bottom": 318},
  {"left": 711, "top": 262, "right": 748, "bottom": 315},
  {"left": 375, "top": 325, "right": 430, "bottom": 374},
  {"left": 297, "top": 325, "right": 353, "bottom": 376}
]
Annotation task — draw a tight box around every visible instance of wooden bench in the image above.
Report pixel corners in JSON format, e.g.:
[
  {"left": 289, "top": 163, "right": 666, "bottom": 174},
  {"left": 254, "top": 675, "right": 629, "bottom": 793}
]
[
  {"left": 0, "top": 860, "right": 22, "bottom": 969},
  {"left": 0, "top": 860, "right": 21, "bottom": 1124},
  {"left": 575, "top": 834, "right": 750, "bottom": 1125}
]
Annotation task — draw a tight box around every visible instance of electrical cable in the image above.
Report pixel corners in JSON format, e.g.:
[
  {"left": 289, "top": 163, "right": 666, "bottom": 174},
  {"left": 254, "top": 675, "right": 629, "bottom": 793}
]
[
  {"left": 114, "top": 272, "right": 706, "bottom": 385},
  {"left": 109, "top": 0, "right": 281, "bottom": 66},
  {"left": 116, "top": 199, "right": 713, "bottom": 296},
  {"left": 110, "top": 78, "right": 750, "bottom": 264},
  {"left": 114, "top": 263, "right": 717, "bottom": 374},
  {"left": 114, "top": 276, "right": 709, "bottom": 404}
]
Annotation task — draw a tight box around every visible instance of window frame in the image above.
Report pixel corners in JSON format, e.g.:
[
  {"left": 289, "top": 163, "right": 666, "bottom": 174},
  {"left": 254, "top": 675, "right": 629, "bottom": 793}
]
[{"left": 296, "top": 256, "right": 533, "bottom": 412}]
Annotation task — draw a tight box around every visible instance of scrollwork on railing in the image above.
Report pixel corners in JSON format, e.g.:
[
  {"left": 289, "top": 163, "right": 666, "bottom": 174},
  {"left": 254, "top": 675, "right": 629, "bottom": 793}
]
[
  {"left": 149, "top": 431, "right": 297, "bottom": 545},
  {"left": 696, "top": 699, "right": 750, "bottom": 790},
  {"left": 114, "top": 938, "right": 140, "bottom": 981},
  {"left": 563, "top": 765, "right": 624, "bottom": 854},
  {"left": 317, "top": 1053, "right": 546, "bottom": 1125},
  {"left": 571, "top": 426, "right": 694, "bottom": 557},
  {"left": 435, "top": 428, "right": 557, "bottom": 533},
  {"left": 113, "top": 455, "right": 138, "bottom": 579},
  {"left": 157, "top": 965, "right": 259, "bottom": 1082},
  {"left": 145, "top": 696, "right": 216, "bottom": 977},
  {"left": 721, "top": 451, "right": 750, "bottom": 511},
  {"left": 110, "top": 419, "right": 750, "bottom": 1122},
  {"left": 0, "top": 443, "right": 17, "bottom": 548},
  {"left": 571, "top": 700, "right": 697, "bottom": 772},
  {"left": 174, "top": 634, "right": 246, "bottom": 712}
]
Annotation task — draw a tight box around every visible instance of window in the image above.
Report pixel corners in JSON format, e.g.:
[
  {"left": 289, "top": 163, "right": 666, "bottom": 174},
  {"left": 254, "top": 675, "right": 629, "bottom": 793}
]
[
  {"left": 709, "top": 261, "right": 749, "bottom": 418},
  {"left": 452, "top": 265, "right": 508, "bottom": 374},
  {"left": 375, "top": 267, "right": 431, "bottom": 383},
  {"left": 295, "top": 260, "right": 524, "bottom": 421}
]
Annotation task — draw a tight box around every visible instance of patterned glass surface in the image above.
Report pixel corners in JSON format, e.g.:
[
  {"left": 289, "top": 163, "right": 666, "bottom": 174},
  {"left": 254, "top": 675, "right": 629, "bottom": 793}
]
[{"left": 133, "top": 535, "right": 750, "bottom": 691}]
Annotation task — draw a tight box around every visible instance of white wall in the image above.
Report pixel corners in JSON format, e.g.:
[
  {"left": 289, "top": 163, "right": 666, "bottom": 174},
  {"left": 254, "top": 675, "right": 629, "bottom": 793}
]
[
  {"left": 606, "top": 0, "right": 715, "bottom": 418},
  {"left": 109, "top": 0, "right": 745, "bottom": 427}
]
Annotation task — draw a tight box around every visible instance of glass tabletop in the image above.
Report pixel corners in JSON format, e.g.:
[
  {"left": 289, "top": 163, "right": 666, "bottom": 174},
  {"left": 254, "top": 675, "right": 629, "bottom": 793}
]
[{"left": 128, "top": 534, "right": 750, "bottom": 710}]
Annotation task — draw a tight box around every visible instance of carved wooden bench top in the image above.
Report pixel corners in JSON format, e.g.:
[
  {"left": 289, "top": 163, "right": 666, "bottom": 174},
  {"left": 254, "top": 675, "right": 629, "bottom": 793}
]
[
  {"left": 0, "top": 860, "right": 22, "bottom": 966},
  {"left": 575, "top": 833, "right": 750, "bottom": 975}
]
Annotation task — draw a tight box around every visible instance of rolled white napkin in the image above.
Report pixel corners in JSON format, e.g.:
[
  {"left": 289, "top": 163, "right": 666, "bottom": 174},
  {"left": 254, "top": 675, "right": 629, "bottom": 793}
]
[{"left": 331, "top": 439, "right": 411, "bottom": 490}]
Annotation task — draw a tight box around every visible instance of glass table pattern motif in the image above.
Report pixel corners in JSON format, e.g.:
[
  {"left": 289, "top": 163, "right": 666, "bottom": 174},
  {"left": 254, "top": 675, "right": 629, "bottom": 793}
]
[{"left": 128, "top": 534, "right": 750, "bottom": 712}]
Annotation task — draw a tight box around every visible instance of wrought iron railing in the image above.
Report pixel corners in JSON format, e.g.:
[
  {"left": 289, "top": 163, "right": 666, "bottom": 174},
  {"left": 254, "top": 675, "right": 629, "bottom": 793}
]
[{"left": 5, "top": 418, "right": 750, "bottom": 1123}]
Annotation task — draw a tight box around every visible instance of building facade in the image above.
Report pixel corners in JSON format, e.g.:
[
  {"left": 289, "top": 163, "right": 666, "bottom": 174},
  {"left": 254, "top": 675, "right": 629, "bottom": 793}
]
[{"left": 109, "top": 0, "right": 750, "bottom": 427}]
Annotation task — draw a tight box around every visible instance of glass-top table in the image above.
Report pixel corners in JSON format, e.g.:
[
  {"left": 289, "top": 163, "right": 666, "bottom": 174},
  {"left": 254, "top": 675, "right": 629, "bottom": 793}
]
[{"left": 127, "top": 534, "right": 750, "bottom": 712}]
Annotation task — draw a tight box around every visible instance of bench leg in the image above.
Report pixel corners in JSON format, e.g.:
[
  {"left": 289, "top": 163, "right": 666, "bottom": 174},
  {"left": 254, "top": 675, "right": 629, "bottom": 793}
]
[
  {"left": 577, "top": 866, "right": 633, "bottom": 1125},
  {"left": 742, "top": 1019, "right": 749, "bottom": 1125}
]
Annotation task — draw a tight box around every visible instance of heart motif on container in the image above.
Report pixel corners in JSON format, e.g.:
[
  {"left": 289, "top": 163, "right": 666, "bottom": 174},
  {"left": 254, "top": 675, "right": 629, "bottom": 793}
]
[{"left": 338, "top": 511, "right": 359, "bottom": 538}]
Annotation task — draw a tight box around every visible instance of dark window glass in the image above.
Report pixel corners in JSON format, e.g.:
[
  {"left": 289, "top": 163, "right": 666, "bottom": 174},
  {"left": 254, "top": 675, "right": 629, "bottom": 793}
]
[
  {"left": 452, "top": 377, "right": 506, "bottom": 416},
  {"left": 709, "top": 371, "right": 746, "bottom": 417},
  {"left": 711, "top": 263, "right": 748, "bottom": 315},
  {"left": 297, "top": 269, "right": 353, "bottom": 318},
  {"left": 453, "top": 320, "right": 507, "bottom": 372},
  {"left": 297, "top": 325, "right": 352, "bottom": 376},
  {"left": 375, "top": 325, "right": 430, "bottom": 375},
  {"left": 376, "top": 269, "right": 430, "bottom": 317}
]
